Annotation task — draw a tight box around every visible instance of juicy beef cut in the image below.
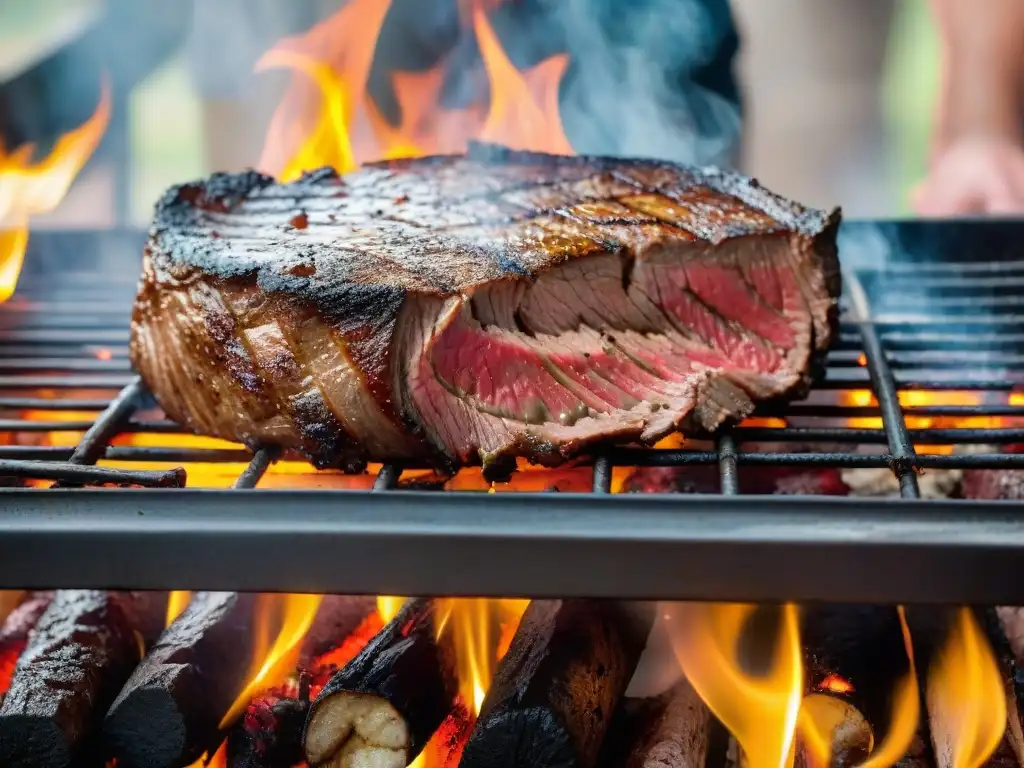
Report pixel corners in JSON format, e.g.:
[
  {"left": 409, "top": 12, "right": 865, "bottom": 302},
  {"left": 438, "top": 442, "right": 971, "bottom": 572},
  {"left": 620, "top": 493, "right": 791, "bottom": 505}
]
[{"left": 131, "top": 144, "right": 841, "bottom": 473}]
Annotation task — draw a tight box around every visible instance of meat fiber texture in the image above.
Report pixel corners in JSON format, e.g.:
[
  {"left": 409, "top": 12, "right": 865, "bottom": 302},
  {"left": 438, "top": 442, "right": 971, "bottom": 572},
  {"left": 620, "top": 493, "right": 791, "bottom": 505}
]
[{"left": 131, "top": 143, "right": 841, "bottom": 474}]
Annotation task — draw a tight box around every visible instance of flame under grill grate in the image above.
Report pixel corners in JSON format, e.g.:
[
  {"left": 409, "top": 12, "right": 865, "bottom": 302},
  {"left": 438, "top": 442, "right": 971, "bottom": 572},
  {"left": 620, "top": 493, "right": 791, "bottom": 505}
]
[{"left": 0, "top": 223, "right": 1023, "bottom": 604}]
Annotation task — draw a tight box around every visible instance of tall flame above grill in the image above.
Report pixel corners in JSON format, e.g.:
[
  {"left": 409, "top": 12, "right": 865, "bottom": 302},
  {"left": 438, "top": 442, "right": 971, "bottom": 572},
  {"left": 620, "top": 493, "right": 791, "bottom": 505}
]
[
  {"left": 257, "top": 0, "right": 572, "bottom": 181},
  {"left": 0, "top": 81, "right": 110, "bottom": 302}
]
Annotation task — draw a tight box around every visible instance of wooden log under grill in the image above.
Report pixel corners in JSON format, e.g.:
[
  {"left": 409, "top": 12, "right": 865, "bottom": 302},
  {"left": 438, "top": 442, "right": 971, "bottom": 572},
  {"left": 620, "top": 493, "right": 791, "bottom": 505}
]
[
  {"left": 0, "top": 590, "right": 164, "bottom": 768},
  {"left": 801, "top": 605, "right": 913, "bottom": 743},
  {"left": 298, "top": 595, "right": 378, "bottom": 668},
  {"left": 227, "top": 596, "right": 378, "bottom": 768},
  {"left": 103, "top": 591, "right": 259, "bottom": 768},
  {"left": 460, "top": 599, "right": 655, "bottom": 768},
  {"left": 304, "top": 597, "right": 459, "bottom": 768},
  {"left": 612, "top": 678, "right": 711, "bottom": 768},
  {"left": 0, "top": 592, "right": 54, "bottom": 699},
  {"left": 905, "top": 607, "right": 1024, "bottom": 768},
  {"left": 228, "top": 679, "right": 311, "bottom": 768}
]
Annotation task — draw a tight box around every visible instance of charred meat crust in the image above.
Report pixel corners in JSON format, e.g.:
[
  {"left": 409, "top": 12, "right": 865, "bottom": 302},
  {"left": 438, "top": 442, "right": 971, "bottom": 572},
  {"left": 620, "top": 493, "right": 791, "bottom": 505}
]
[{"left": 132, "top": 144, "right": 840, "bottom": 471}]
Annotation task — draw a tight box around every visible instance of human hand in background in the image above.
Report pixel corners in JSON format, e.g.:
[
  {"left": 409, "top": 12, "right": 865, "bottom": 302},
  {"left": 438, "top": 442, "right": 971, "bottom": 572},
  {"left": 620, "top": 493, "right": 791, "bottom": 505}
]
[{"left": 912, "top": 134, "right": 1024, "bottom": 216}]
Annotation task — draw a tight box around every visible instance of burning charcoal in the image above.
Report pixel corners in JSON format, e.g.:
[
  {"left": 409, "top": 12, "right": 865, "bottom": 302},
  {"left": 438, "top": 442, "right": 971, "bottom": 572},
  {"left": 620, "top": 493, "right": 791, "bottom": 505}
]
[
  {"left": 961, "top": 468, "right": 1024, "bottom": 500},
  {"left": 226, "top": 596, "right": 379, "bottom": 768},
  {"left": 460, "top": 599, "right": 655, "bottom": 768},
  {"left": 103, "top": 591, "right": 260, "bottom": 768},
  {"left": 304, "top": 598, "right": 459, "bottom": 768},
  {"left": 0, "top": 590, "right": 164, "bottom": 768},
  {"left": 623, "top": 464, "right": 849, "bottom": 496},
  {"left": 228, "top": 682, "right": 310, "bottom": 768},
  {"left": 0, "top": 592, "right": 54, "bottom": 698},
  {"left": 612, "top": 678, "right": 711, "bottom": 768}
]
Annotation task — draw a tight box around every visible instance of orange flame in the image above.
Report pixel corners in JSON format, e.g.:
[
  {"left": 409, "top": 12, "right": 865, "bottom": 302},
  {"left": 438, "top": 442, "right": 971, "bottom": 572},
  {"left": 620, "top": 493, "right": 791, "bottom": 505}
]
[
  {"left": 926, "top": 607, "right": 1007, "bottom": 768},
  {"left": 165, "top": 591, "right": 191, "bottom": 627},
  {"left": 664, "top": 603, "right": 803, "bottom": 768},
  {"left": 257, "top": 0, "right": 571, "bottom": 182},
  {"left": 473, "top": 5, "right": 572, "bottom": 153},
  {"left": 796, "top": 694, "right": 872, "bottom": 768},
  {"left": 435, "top": 598, "right": 529, "bottom": 716},
  {"left": 801, "top": 607, "right": 920, "bottom": 768},
  {"left": 376, "top": 595, "right": 407, "bottom": 623},
  {"left": 218, "top": 593, "right": 324, "bottom": 729},
  {"left": 0, "top": 81, "right": 110, "bottom": 302}
]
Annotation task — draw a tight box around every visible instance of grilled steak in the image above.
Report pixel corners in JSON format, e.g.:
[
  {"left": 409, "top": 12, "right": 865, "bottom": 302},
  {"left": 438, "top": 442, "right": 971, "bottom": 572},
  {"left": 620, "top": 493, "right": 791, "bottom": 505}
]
[{"left": 131, "top": 144, "right": 841, "bottom": 474}]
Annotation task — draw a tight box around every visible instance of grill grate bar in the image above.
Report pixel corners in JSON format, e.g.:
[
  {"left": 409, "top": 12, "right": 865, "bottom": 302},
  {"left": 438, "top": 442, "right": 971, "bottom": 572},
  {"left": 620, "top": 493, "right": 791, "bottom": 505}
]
[
  {"left": 846, "top": 272, "right": 921, "bottom": 498},
  {"left": 64, "top": 377, "right": 145, "bottom": 466},
  {"left": 374, "top": 464, "right": 401, "bottom": 491},
  {"left": 717, "top": 434, "right": 739, "bottom": 495},
  {"left": 0, "top": 374, "right": 135, "bottom": 389},
  {"left": 592, "top": 456, "right": 613, "bottom": 493},
  {"left": 0, "top": 446, "right": 255, "bottom": 462},
  {"left": 0, "top": 358, "right": 131, "bottom": 373},
  {"left": 234, "top": 447, "right": 278, "bottom": 489},
  {"left": 0, "top": 398, "right": 113, "bottom": 411},
  {"left": 0, "top": 459, "right": 184, "bottom": 487},
  {"left": 0, "top": 330, "right": 130, "bottom": 343}
]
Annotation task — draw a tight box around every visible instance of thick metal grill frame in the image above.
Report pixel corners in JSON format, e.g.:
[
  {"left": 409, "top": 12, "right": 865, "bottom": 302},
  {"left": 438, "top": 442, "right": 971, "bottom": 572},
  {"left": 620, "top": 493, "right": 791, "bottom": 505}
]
[{"left": 1, "top": 223, "right": 1023, "bottom": 604}]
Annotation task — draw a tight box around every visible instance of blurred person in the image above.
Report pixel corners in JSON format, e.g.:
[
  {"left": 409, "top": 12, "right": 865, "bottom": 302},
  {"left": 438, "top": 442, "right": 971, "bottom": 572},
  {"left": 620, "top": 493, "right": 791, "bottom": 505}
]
[
  {"left": 912, "top": 0, "right": 1024, "bottom": 216},
  {"left": 730, "top": 0, "right": 896, "bottom": 216}
]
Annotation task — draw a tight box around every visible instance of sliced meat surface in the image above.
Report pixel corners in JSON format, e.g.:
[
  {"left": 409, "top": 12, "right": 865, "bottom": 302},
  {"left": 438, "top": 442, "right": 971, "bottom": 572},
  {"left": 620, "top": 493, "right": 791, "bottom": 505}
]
[{"left": 130, "top": 144, "right": 841, "bottom": 473}]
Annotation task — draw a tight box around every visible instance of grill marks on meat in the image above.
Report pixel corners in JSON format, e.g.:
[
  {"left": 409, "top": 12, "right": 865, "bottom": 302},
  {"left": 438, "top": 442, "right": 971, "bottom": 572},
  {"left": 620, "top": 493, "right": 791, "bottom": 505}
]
[{"left": 132, "top": 144, "right": 840, "bottom": 471}]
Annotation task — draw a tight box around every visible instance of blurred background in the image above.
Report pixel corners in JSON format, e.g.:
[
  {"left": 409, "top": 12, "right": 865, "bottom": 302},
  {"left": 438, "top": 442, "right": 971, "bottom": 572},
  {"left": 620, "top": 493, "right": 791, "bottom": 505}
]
[{"left": 0, "top": 0, "right": 937, "bottom": 227}]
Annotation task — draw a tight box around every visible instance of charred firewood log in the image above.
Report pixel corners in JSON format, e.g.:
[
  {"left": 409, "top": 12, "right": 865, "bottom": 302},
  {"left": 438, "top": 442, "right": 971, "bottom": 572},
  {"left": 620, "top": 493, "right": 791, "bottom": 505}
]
[
  {"left": 0, "top": 590, "right": 164, "bottom": 768},
  {"left": 227, "top": 595, "right": 378, "bottom": 768},
  {"left": 460, "top": 599, "right": 654, "bottom": 768},
  {"left": 103, "top": 591, "right": 260, "bottom": 768},
  {"left": 614, "top": 678, "right": 711, "bottom": 768},
  {"left": 118, "top": 590, "right": 171, "bottom": 648},
  {"left": 0, "top": 591, "right": 54, "bottom": 699},
  {"left": 801, "top": 605, "right": 913, "bottom": 741},
  {"left": 228, "top": 677, "right": 311, "bottom": 768},
  {"left": 905, "top": 607, "right": 1024, "bottom": 768},
  {"left": 304, "top": 597, "right": 459, "bottom": 768},
  {"left": 298, "top": 595, "right": 378, "bottom": 669}
]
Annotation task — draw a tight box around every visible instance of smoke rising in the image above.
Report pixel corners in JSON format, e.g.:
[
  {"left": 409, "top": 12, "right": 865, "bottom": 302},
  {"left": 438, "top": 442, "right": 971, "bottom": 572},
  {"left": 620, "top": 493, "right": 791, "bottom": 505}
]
[{"left": 555, "top": 0, "right": 743, "bottom": 168}]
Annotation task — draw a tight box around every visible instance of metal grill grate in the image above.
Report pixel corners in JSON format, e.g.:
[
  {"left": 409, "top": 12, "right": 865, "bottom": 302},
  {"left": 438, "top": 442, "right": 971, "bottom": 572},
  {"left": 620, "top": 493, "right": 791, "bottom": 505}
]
[{"left": 1, "top": 224, "right": 1023, "bottom": 604}]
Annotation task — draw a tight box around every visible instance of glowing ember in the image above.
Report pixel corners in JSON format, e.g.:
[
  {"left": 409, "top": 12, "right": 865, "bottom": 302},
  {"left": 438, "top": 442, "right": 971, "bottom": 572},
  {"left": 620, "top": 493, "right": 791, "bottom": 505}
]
[
  {"left": 843, "top": 389, "right": 1002, "bottom": 454},
  {"left": 0, "top": 82, "right": 110, "bottom": 302},
  {"left": 664, "top": 603, "right": 803, "bottom": 768},
  {"left": 926, "top": 607, "right": 1007, "bottom": 768},
  {"left": 257, "top": 0, "right": 572, "bottom": 182},
  {"left": 817, "top": 673, "right": 854, "bottom": 694},
  {"left": 219, "top": 593, "right": 324, "bottom": 728}
]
